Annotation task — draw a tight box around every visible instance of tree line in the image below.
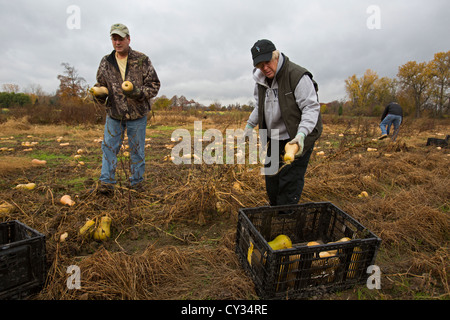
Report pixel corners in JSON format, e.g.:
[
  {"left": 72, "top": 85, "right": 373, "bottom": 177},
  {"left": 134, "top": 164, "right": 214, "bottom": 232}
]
[
  {"left": 344, "top": 50, "right": 449, "bottom": 118},
  {"left": 2, "top": 51, "right": 449, "bottom": 118}
]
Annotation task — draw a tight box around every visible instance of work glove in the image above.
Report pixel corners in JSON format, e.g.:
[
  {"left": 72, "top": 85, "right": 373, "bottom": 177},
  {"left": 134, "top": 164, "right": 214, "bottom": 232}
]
[
  {"left": 288, "top": 132, "right": 306, "bottom": 157},
  {"left": 243, "top": 123, "right": 256, "bottom": 141},
  {"left": 244, "top": 123, "right": 254, "bottom": 135},
  {"left": 123, "top": 86, "right": 143, "bottom": 100}
]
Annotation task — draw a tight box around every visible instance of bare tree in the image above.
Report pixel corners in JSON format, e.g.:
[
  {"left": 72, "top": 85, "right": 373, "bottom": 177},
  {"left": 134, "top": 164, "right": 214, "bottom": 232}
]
[
  {"left": 56, "top": 62, "right": 88, "bottom": 102},
  {"left": 2, "top": 83, "right": 20, "bottom": 93}
]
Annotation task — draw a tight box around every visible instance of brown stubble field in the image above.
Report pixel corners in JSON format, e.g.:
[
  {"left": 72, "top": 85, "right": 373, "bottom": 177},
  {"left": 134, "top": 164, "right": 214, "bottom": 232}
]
[{"left": 0, "top": 111, "right": 449, "bottom": 300}]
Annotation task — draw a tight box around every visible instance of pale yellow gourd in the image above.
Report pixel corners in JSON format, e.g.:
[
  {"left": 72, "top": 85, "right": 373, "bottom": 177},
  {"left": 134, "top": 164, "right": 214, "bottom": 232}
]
[
  {"left": 59, "top": 232, "right": 69, "bottom": 242},
  {"left": 60, "top": 195, "right": 75, "bottom": 206},
  {"left": 284, "top": 143, "right": 299, "bottom": 164},
  {"left": 31, "top": 159, "right": 47, "bottom": 166},
  {"left": 122, "top": 81, "right": 134, "bottom": 92},
  {"left": 90, "top": 86, "right": 108, "bottom": 97},
  {"left": 322, "top": 237, "right": 351, "bottom": 256},
  {"left": 15, "top": 182, "right": 36, "bottom": 190}
]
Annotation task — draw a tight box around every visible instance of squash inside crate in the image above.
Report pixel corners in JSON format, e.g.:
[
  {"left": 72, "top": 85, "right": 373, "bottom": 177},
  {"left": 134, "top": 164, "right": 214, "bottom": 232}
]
[{"left": 235, "top": 202, "right": 381, "bottom": 299}]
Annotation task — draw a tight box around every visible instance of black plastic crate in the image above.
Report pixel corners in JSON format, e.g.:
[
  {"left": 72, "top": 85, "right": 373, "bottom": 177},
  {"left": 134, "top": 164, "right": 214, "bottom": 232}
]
[
  {"left": 0, "top": 220, "right": 46, "bottom": 299},
  {"left": 426, "top": 136, "right": 449, "bottom": 147},
  {"left": 235, "top": 202, "right": 381, "bottom": 299}
]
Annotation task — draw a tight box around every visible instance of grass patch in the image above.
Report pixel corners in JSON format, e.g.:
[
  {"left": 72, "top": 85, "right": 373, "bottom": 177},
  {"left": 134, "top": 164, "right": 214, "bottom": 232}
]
[
  {"left": 63, "top": 176, "right": 89, "bottom": 192},
  {"left": 29, "top": 151, "right": 72, "bottom": 162}
]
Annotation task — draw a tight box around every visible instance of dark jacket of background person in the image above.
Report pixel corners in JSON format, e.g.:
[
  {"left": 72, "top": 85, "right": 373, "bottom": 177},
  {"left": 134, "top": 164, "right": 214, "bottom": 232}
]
[{"left": 381, "top": 102, "right": 403, "bottom": 121}]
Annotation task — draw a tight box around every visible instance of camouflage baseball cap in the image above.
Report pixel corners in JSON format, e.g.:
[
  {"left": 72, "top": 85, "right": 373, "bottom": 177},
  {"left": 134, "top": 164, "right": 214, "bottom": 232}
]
[{"left": 110, "top": 23, "right": 130, "bottom": 37}]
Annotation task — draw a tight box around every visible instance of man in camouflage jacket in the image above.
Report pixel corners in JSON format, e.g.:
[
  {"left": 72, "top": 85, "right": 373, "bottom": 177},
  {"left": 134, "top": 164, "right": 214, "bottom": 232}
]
[{"left": 94, "top": 23, "right": 160, "bottom": 193}]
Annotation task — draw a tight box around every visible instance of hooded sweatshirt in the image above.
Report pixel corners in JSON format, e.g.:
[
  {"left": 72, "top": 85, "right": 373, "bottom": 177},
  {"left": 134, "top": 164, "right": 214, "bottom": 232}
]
[{"left": 247, "top": 53, "right": 320, "bottom": 140}]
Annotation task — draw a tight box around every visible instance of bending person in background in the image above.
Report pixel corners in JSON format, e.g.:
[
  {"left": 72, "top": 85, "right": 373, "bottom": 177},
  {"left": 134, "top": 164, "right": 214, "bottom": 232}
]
[{"left": 378, "top": 102, "right": 403, "bottom": 140}]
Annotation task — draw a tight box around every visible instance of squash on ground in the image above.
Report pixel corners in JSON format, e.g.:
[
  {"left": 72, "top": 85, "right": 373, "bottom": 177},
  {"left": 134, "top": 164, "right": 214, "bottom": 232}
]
[
  {"left": 79, "top": 219, "right": 95, "bottom": 238},
  {"left": 15, "top": 183, "right": 36, "bottom": 190},
  {"left": 93, "top": 216, "right": 112, "bottom": 241},
  {"left": 31, "top": 159, "right": 47, "bottom": 166},
  {"left": 60, "top": 195, "right": 75, "bottom": 206}
]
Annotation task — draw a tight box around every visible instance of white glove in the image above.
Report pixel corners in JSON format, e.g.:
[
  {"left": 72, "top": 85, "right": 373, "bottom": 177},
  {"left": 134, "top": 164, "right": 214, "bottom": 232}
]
[
  {"left": 288, "top": 132, "right": 306, "bottom": 157},
  {"left": 244, "top": 123, "right": 255, "bottom": 138}
]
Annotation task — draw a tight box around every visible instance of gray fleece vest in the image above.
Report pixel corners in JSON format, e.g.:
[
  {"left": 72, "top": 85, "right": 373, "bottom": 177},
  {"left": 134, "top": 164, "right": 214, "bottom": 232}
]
[{"left": 257, "top": 56, "right": 323, "bottom": 155}]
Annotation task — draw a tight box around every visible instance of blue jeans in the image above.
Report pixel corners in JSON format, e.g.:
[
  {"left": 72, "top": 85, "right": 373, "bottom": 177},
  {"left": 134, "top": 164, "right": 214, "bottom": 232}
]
[
  {"left": 100, "top": 116, "right": 147, "bottom": 186},
  {"left": 380, "top": 114, "right": 402, "bottom": 135}
]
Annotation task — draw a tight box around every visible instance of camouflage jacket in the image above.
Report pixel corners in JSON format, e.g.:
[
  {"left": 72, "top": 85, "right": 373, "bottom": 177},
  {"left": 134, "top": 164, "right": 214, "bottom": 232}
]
[{"left": 95, "top": 47, "right": 160, "bottom": 120}]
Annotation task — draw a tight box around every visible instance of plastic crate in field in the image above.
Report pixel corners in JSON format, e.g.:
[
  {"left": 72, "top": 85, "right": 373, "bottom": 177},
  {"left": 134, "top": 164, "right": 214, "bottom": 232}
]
[
  {"left": 0, "top": 220, "right": 46, "bottom": 299},
  {"left": 235, "top": 202, "right": 381, "bottom": 299}
]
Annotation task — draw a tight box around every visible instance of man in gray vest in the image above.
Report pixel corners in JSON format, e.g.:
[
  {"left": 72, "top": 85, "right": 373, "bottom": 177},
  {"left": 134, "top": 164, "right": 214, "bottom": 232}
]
[{"left": 245, "top": 39, "right": 322, "bottom": 206}]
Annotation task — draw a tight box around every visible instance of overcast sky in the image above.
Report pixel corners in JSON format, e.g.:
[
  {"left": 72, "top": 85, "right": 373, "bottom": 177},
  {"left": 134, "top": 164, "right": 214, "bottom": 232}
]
[{"left": 1, "top": 0, "right": 448, "bottom": 105}]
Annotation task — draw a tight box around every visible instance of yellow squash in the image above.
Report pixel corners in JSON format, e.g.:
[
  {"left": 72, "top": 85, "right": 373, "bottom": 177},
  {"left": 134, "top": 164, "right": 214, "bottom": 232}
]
[
  {"left": 283, "top": 143, "right": 299, "bottom": 164},
  {"left": 247, "top": 241, "right": 263, "bottom": 267},
  {"left": 93, "top": 216, "right": 112, "bottom": 241},
  {"left": 15, "top": 182, "right": 36, "bottom": 190},
  {"left": 268, "top": 234, "right": 292, "bottom": 250},
  {"left": 247, "top": 234, "right": 292, "bottom": 268},
  {"left": 122, "top": 81, "right": 134, "bottom": 92},
  {"left": 347, "top": 246, "right": 362, "bottom": 278},
  {"left": 324, "top": 237, "right": 351, "bottom": 256},
  {"left": 0, "top": 201, "right": 14, "bottom": 215},
  {"left": 79, "top": 219, "right": 95, "bottom": 238},
  {"left": 247, "top": 241, "right": 255, "bottom": 265},
  {"left": 90, "top": 86, "right": 108, "bottom": 97}
]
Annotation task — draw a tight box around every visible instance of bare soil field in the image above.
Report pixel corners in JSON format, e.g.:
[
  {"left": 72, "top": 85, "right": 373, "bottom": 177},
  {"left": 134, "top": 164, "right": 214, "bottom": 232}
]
[{"left": 0, "top": 112, "right": 449, "bottom": 300}]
